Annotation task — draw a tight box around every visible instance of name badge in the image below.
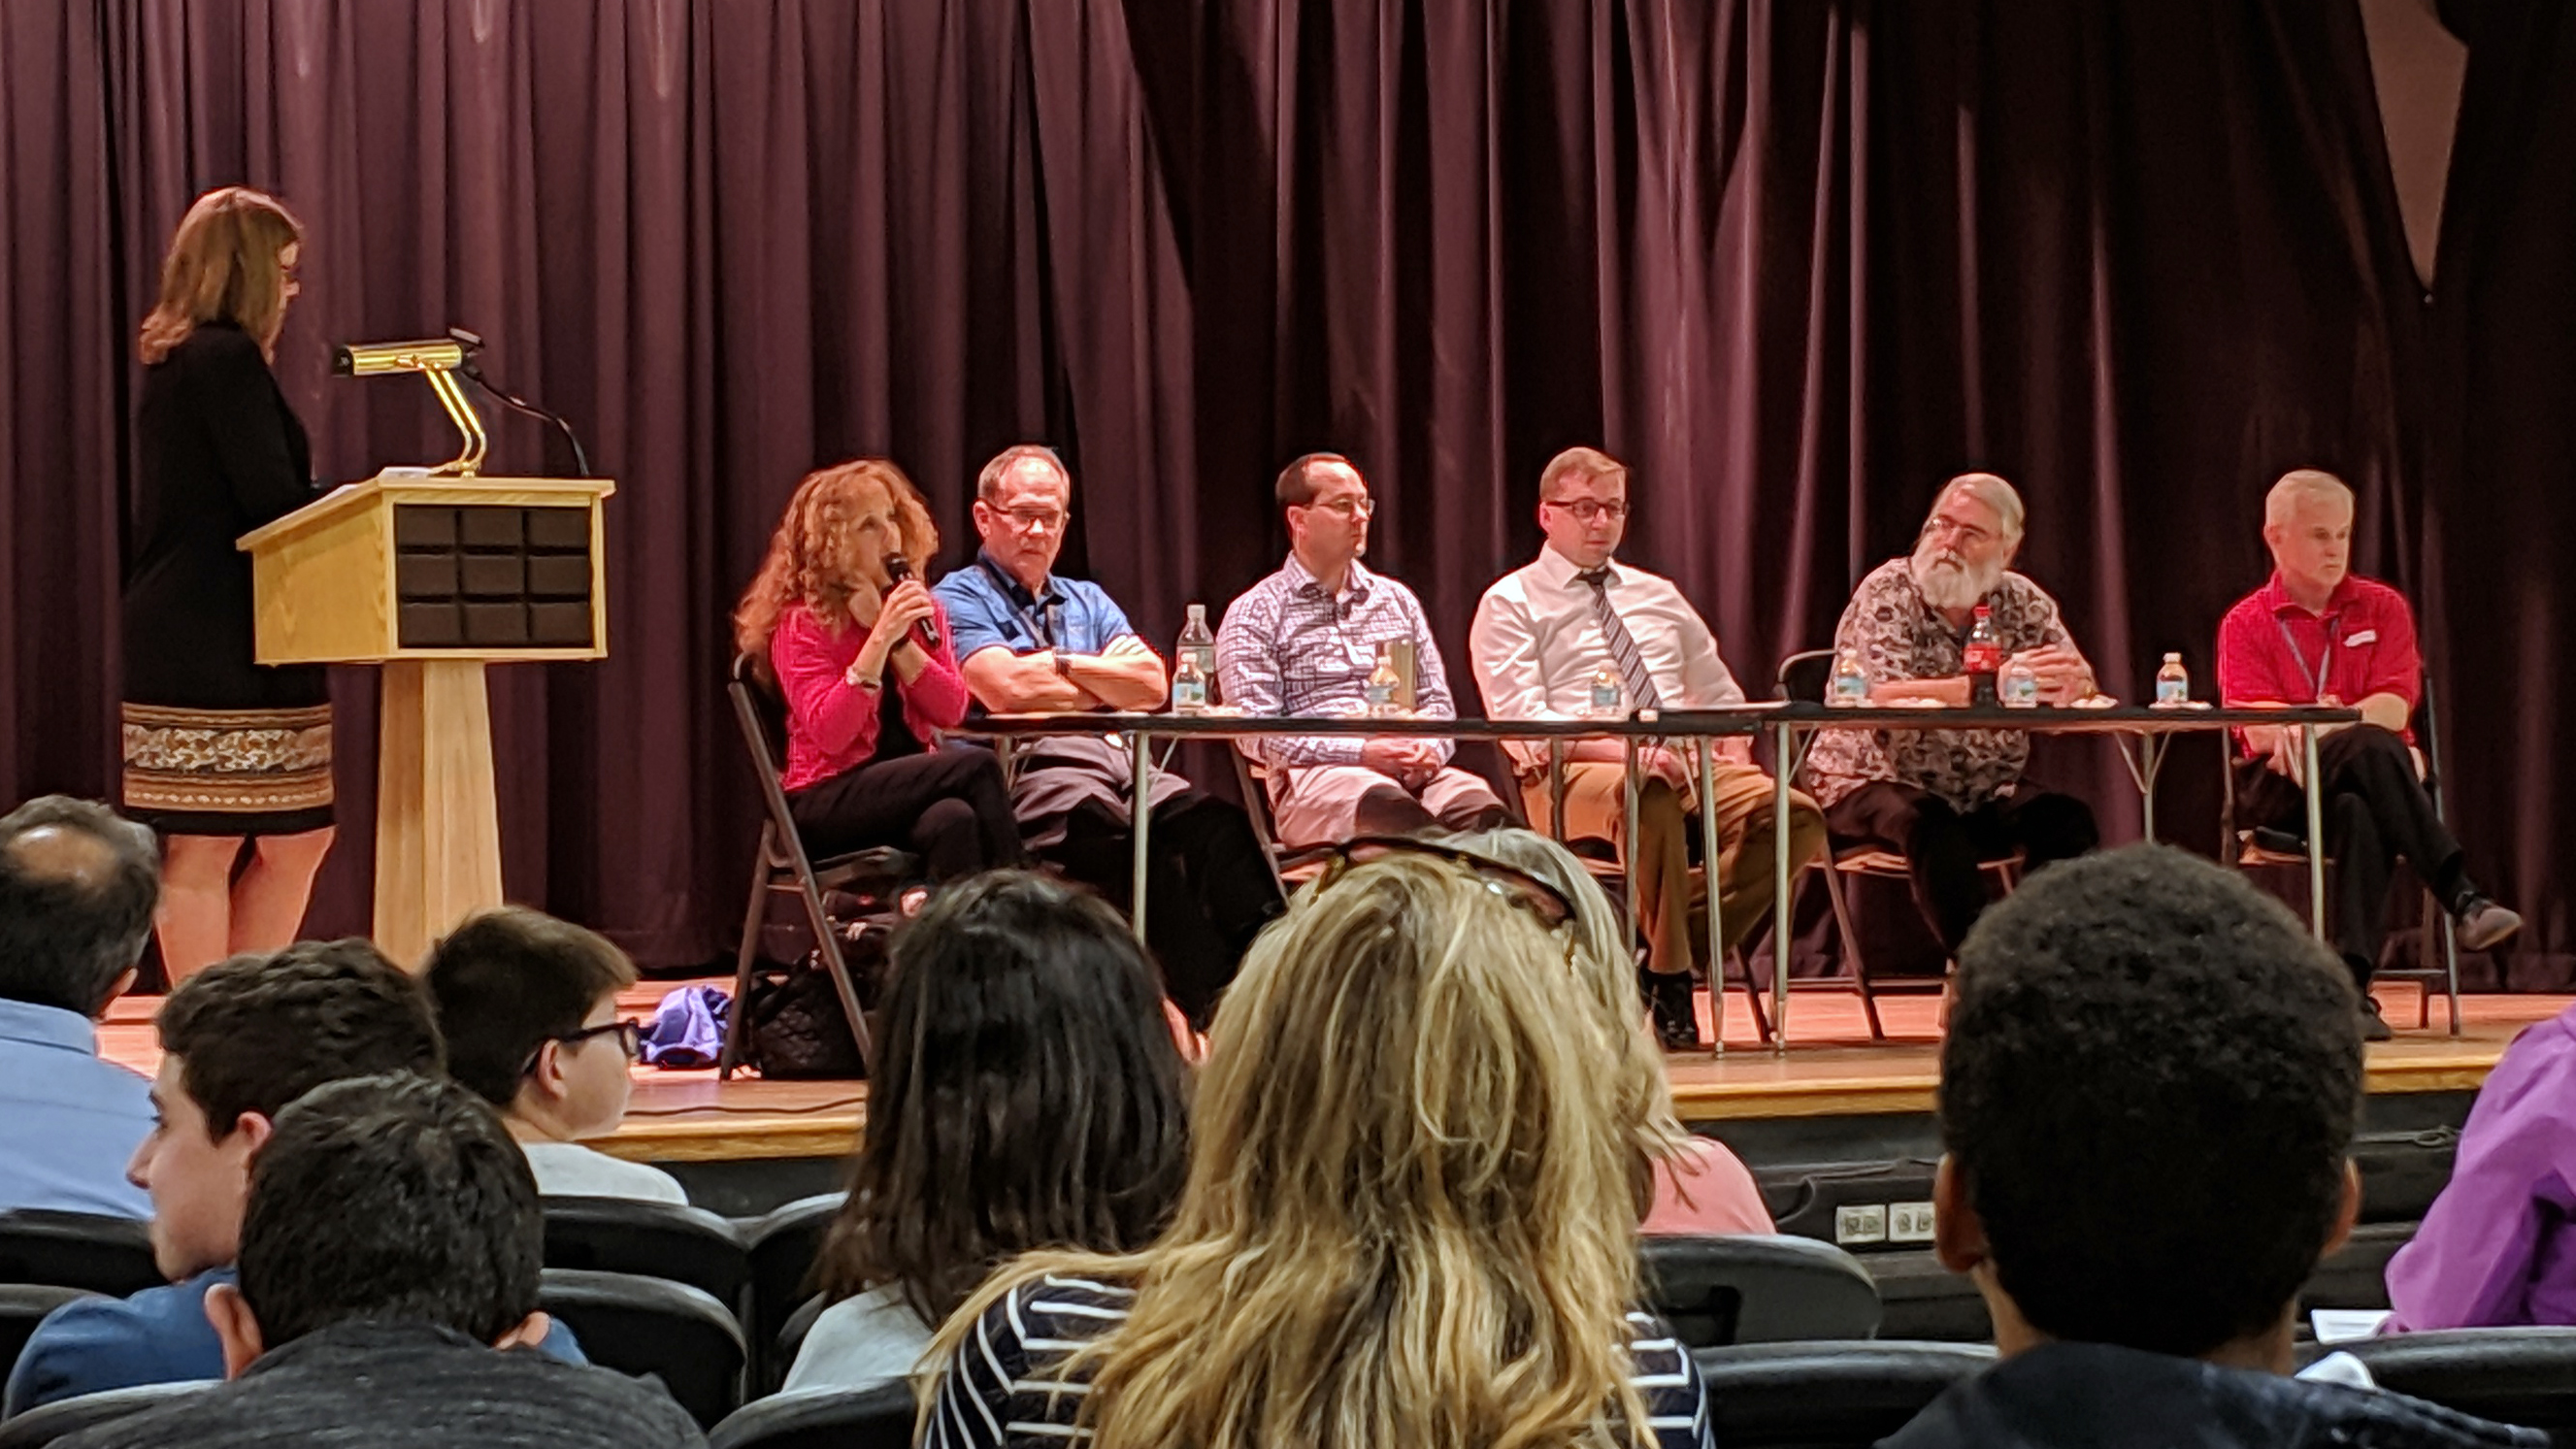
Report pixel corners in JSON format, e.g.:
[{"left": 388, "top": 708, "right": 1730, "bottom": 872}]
[{"left": 2343, "top": 629, "right": 2377, "bottom": 646}]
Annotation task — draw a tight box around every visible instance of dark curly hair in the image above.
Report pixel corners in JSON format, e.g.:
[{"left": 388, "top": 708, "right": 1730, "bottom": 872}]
[
  {"left": 809, "top": 871, "right": 1189, "bottom": 1329},
  {"left": 1940, "top": 843, "right": 2362, "bottom": 1357}
]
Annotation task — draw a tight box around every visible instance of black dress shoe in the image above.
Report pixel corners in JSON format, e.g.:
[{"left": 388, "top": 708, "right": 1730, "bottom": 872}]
[
  {"left": 2359, "top": 997, "right": 2394, "bottom": 1042},
  {"left": 1643, "top": 971, "right": 1702, "bottom": 1050},
  {"left": 2456, "top": 897, "right": 2524, "bottom": 953}
]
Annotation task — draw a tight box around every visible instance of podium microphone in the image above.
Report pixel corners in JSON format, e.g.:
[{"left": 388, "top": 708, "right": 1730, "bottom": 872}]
[
  {"left": 445, "top": 329, "right": 593, "bottom": 478},
  {"left": 880, "top": 554, "right": 941, "bottom": 651}
]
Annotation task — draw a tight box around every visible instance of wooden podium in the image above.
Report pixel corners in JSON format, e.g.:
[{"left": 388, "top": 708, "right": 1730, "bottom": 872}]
[{"left": 239, "top": 473, "right": 614, "bottom": 965}]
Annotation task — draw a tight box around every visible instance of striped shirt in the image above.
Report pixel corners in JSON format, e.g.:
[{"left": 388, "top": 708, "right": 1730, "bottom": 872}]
[
  {"left": 1214, "top": 555, "right": 1460, "bottom": 770},
  {"left": 921, "top": 1273, "right": 1716, "bottom": 1449}
]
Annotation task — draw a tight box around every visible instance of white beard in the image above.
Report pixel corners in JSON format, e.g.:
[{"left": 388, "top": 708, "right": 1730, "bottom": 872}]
[{"left": 1910, "top": 539, "right": 2003, "bottom": 613}]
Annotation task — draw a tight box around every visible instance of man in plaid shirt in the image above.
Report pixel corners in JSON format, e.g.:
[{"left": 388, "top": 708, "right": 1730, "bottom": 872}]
[{"left": 1215, "top": 453, "right": 1507, "bottom": 848}]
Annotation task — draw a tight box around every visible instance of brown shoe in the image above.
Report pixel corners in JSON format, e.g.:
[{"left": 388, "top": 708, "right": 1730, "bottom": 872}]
[{"left": 2456, "top": 898, "right": 2524, "bottom": 953}]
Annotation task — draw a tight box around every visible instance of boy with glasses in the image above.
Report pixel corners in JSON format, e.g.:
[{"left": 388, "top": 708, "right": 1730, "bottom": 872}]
[{"left": 423, "top": 907, "right": 682, "bottom": 1205}]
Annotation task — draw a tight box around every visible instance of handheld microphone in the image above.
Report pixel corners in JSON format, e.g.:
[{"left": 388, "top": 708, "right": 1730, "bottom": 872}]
[{"left": 880, "top": 554, "right": 941, "bottom": 652}]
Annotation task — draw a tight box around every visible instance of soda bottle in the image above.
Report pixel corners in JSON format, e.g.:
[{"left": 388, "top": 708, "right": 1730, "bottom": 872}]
[
  {"left": 1174, "top": 604, "right": 1217, "bottom": 705},
  {"left": 2000, "top": 652, "right": 2040, "bottom": 708},
  {"left": 1963, "top": 605, "right": 2000, "bottom": 707},
  {"left": 2155, "top": 652, "right": 2190, "bottom": 708},
  {"left": 1829, "top": 646, "right": 1868, "bottom": 708}
]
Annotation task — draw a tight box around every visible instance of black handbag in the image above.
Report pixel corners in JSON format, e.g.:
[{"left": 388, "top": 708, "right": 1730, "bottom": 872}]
[{"left": 745, "top": 917, "right": 891, "bottom": 1079}]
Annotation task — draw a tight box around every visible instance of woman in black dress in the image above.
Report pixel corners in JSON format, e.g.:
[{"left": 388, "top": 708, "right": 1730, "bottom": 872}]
[{"left": 120, "top": 187, "right": 334, "bottom": 980}]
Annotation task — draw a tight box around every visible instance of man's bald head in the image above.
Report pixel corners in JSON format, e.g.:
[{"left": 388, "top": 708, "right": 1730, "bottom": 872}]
[{"left": 0, "top": 797, "right": 160, "bottom": 1017}]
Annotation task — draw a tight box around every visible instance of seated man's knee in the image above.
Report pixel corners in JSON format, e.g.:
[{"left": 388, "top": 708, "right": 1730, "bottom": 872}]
[
  {"left": 914, "top": 797, "right": 978, "bottom": 842},
  {"left": 1353, "top": 785, "right": 1437, "bottom": 836}
]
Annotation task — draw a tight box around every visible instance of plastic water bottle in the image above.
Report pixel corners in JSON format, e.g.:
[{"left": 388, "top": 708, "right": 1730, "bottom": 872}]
[
  {"left": 1366, "top": 643, "right": 1404, "bottom": 718},
  {"left": 2155, "top": 652, "right": 2190, "bottom": 708},
  {"left": 2000, "top": 652, "right": 2040, "bottom": 708},
  {"left": 1829, "top": 646, "right": 1868, "bottom": 708},
  {"left": 1174, "top": 604, "right": 1216, "bottom": 705},
  {"left": 1170, "top": 649, "right": 1207, "bottom": 714},
  {"left": 1589, "top": 663, "right": 1625, "bottom": 718}
]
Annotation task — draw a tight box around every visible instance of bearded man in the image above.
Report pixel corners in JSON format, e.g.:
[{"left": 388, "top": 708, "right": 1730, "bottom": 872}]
[{"left": 1801, "top": 473, "right": 2102, "bottom": 955}]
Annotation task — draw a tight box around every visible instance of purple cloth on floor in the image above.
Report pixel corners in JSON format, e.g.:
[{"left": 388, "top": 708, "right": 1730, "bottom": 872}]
[{"left": 642, "top": 985, "right": 728, "bottom": 1068}]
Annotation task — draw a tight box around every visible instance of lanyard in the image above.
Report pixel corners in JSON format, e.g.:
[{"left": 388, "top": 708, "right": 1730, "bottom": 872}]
[
  {"left": 2274, "top": 613, "right": 2338, "bottom": 702},
  {"left": 978, "top": 558, "right": 1063, "bottom": 652}
]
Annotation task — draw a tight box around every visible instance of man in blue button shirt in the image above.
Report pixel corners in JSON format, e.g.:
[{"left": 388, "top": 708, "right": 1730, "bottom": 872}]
[
  {"left": 935, "top": 445, "right": 1282, "bottom": 1029},
  {"left": 0, "top": 795, "right": 159, "bottom": 1219}
]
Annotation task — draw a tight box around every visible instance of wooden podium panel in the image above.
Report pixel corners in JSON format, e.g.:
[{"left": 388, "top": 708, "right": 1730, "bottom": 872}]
[{"left": 241, "top": 473, "right": 613, "bottom": 963}]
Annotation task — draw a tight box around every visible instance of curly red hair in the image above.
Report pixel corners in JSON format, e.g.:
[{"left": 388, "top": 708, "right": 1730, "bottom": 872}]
[{"left": 733, "top": 459, "right": 941, "bottom": 668}]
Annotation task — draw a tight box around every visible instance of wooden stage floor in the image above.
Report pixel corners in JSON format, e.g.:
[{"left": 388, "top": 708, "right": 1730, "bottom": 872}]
[{"left": 99, "top": 980, "right": 2560, "bottom": 1167}]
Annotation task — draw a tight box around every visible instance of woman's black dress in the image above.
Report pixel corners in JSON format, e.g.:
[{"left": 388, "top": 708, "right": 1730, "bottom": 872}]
[{"left": 119, "top": 319, "right": 334, "bottom": 836}]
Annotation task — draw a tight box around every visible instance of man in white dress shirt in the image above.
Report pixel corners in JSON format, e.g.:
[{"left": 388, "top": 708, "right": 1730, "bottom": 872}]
[{"left": 1470, "top": 446, "right": 1826, "bottom": 1048}]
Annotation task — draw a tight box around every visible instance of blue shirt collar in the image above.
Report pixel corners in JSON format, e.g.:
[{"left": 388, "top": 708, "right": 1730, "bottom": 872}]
[
  {"left": 0, "top": 997, "right": 102, "bottom": 1056},
  {"left": 975, "top": 549, "right": 1063, "bottom": 610}
]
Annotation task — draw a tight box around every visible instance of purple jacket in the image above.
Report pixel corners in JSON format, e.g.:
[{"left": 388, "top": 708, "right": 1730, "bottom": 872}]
[{"left": 2386, "top": 1004, "right": 2576, "bottom": 1331}]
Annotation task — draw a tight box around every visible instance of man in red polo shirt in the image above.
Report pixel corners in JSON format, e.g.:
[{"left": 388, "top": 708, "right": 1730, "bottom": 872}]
[{"left": 2216, "top": 469, "right": 2520, "bottom": 1039}]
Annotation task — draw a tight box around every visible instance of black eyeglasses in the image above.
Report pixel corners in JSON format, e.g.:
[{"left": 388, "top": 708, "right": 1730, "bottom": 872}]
[
  {"left": 1312, "top": 835, "right": 1576, "bottom": 933},
  {"left": 520, "top": 1018, "right": 644, "bottom": 1077}
]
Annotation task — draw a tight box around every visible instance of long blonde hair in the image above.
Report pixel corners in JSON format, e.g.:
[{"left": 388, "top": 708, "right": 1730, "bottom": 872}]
[
  {"left": 731, "top": 458, "right": 941, "bottom": 667},
  {"left": 1453, "top": 829, "right": 1694, "bottom": 1190},
  {"left": 139, "top": 187, "right": 302, "bottom": 364},
  {"left": 926, "top": 854, "right": 1657, "bottom": 1449}
]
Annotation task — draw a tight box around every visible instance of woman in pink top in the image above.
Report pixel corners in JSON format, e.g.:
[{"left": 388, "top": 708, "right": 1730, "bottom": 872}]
[
  {"left": 1456, "top": 829, "right": 1775, "bottom": 1236},
  {"left": 734, "top": 460, "right": 1027, "bottom": 880}
]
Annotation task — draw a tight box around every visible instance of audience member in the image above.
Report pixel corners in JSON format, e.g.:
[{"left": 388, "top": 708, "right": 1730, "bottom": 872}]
[
  {"left": 5, "top": 939, "right": 581, "bottom": 1418},
  {"left": 920, "top": 849, "right": 1713, "bottom": 1449},
  {"left": 1880, "top": 845, "right": 2538, "bottom": 1449},
  {"left": 1455, "top": 828, "right": 1771, "bottom": 1235},
  {"left": 2385, "top": 998, "right": 2576, "bottom": 1330},
  {"left": 49, "top": 1072, "right": 704, "bottom": 1449},
  {"left": 0, "top": 796, "right": 160, "bottom": 1217},
  {"left": 424, "top": 907, "right": 685, "bottom": 1204},
  {"left": 787, "top": 872, "right": 1188, "bottom": 1394}
]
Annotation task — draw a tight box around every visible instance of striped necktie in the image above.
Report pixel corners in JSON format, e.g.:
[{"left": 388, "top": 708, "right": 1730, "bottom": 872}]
[{"left": 1575, "top": 566, "right": 1663, "bottom": 711}]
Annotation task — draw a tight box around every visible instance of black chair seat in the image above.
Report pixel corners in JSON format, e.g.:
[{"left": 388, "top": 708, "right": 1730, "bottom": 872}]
[
  {"left": 1695, "top": 1339, "right": 1997, "bottom": 1449},
  {"left": 0, "top": 1381, "right": 210, "bottom": 1449},
  {"left": 1641, "top": 1234, "right": 1883, "bottom": 1348},
  {"left": 0, "top": 1213, "right": 161, "bottom": 1300},
  {"left": 543, "top": 1197, "right": 751, "bottom": 1313},
  {"left": 2329, "top": 1326, "right": 2576, "bottom": 1437},
  {"left": 540, "top": 1268, "right": 746, "bottom": 1429},
  {"left": 745, "top": 1192, "right": 845, "bottom": 1390},
  {"left": 709, "top": 1379, "right": 914, "bottom": 1449}
]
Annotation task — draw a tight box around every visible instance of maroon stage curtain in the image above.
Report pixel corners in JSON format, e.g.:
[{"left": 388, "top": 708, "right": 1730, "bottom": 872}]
[{"left": 2, "top": 0, "right": 2567, "bottom": 983}]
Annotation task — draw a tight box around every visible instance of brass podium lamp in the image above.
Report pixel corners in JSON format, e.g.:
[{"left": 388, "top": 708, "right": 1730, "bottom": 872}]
[{"left": 333, "top": 338, "right": 489, "bottom": 476}]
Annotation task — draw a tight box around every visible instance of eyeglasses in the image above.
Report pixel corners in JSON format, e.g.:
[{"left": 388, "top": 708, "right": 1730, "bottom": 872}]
[
  {"left": 1303, "top": 496, "right": 1374, "bottom": 519},
  {"left": 1921, "top": 514, "right": 1993, "bottom": 547},
  {"left": 520, "top": 1018, "right": 644, "bottom": 1077},
  {"left": 1542, "top": 499, "right": 1630, "bottom": 524},
  {"left": 998, "top": 507, "right": 1066, "bottom": 533},
  {"left": 1311, "top": 835, "right": 1575, "bottom": 934}
]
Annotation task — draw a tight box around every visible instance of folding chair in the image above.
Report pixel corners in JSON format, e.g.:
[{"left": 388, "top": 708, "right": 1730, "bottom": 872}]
[
  {"left": 540, "top": 1268, "right": 746, "bottom": 1428},
  {"left": 709, "top": 1379, "right": 915, "bottom": 1449},
  {"left": 1775, "top": 650, "right": 2021, "bottom": 1040},
  {"left": 721, "top": 654, "right": 923, "bottom": 1078},
  {"left": 1639, "top": 1233, "right": 1884, "bottom": 1348},
  {"left": 0, "top": 1211, "right": 162, "bottom": 1299},
  {"left": 2219, "top": 665, "right": 2461, "bottom": 1034},
  {"left": 744, "top": 1192, "right": 845, "bottom": 1392},
  {"left": 543, "top": 1197, "right": 751, "bottom": 1320}
]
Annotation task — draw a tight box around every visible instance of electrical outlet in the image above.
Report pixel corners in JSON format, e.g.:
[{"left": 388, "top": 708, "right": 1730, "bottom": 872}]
[
  {"left": 1889, "top": 1201, "right": 1936, "bottom": 1243},
  {"left": 1834, "top": 1202, "right": 1889, "bottom": 1245}
]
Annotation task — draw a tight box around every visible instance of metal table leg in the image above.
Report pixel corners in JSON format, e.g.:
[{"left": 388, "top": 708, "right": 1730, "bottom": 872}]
[
  {"left": 1130, "top": 730, "right": 1153, "bottom": 944},
  {"left": 1624, "top": 735, "right": 1643, "bottom": 964},
  {"left": 2302, "top": 724, "right": 2327, "bottom": 940},
  {"left": 1698, "top": 735, "right": 1725, "bottom": 1059},
  {"left": 2112, "top": 732, "right": 2171, "bottom": 841},
  {"left": 1772, "top": 721, "right": 1795, "bottom": 1055},
  {"left": 1548, "top": 739, "right": 1569, "bottom": 843}
]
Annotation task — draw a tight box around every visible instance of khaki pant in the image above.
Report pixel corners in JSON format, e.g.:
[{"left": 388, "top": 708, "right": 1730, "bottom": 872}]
[
  {"left": 1270, "top": 763, "right": 1506, "bottom": 849},
  {"left": 1523, "top": 760, "right": 1827, "bottom": 976}
]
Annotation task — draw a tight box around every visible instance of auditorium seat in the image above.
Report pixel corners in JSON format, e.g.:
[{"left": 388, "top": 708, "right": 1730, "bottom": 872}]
[
  {"left": 1694, "top": 1340, "right": 1996, "bottom": 1448},
  {"left": 539, "top": 1268, "right": 746, "bottom": 1429},
  {"left": 2329, "top": 1327, "right": 2576, "bottom": 1440},
  {"left": 1640, "top": 1234, "right": 1882, "bottom": 1347},
  {"left": 708, "top": 1380, "right": 914, "bottom": 1449},
  {"left": 745, "top": 1192, "right": 844, "bottom": 1390},
  {"left": 544, "top": 1196, "right": 751, "bottom": 1319},
  {"left": 0, "top": 1212, "right": 162, "bottom": 1300},
  {"left": 0, "top": 1286, "right": 95, "bottom": 1390},
  {"left": 0, "top": 1382, "right": 206, "bottom": 1449}
]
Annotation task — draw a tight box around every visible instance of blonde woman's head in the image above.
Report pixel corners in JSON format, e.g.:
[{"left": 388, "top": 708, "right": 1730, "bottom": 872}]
[{"left": 140, "top": 187, "right": 303, "bottom": 364}]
